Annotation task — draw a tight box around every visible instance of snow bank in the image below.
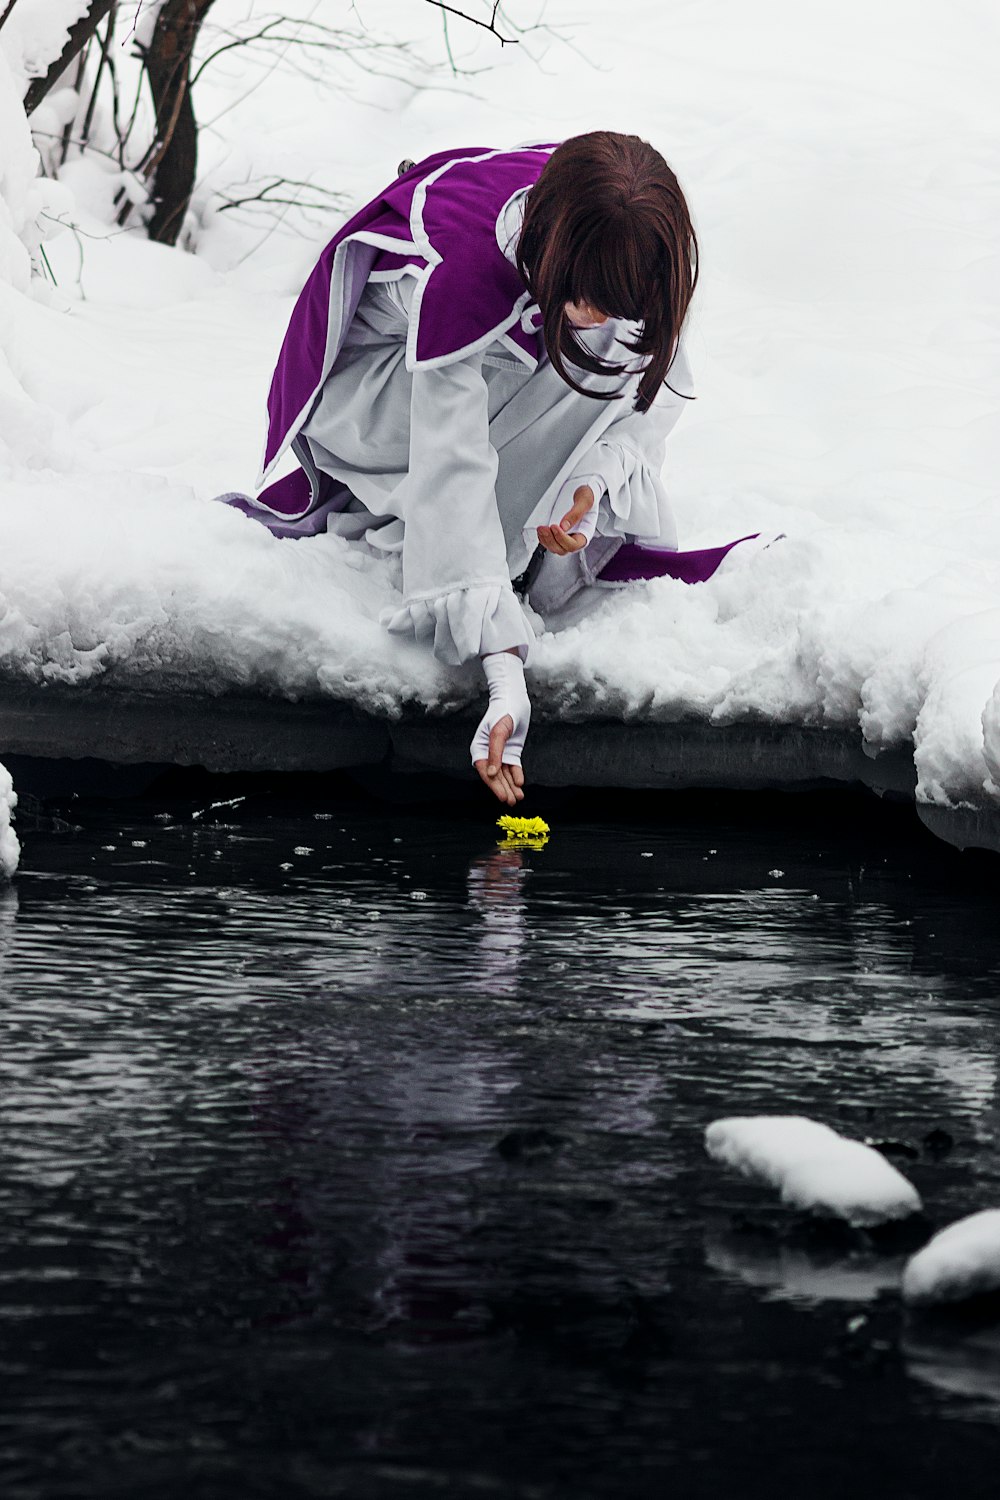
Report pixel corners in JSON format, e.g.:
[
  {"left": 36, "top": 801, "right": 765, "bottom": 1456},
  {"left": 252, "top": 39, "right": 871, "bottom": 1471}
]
[
  {"left": 705, "top": 1116, "right": 922, "bottom": 1227},
  {"left": 0, "top": 760, "right": 19, "bottom": 878},
  {"left": 0, "top": 13, "right": 76, "bottom": 293},
  {"left": 0, "top": 0, "right": 997, "bottom": 814},
  {"left": 902, "top": 1209, "right": 1000, "bottom": 1307},
  {"left": 0, "top": 46, "right": 40, "bottom": 292}
]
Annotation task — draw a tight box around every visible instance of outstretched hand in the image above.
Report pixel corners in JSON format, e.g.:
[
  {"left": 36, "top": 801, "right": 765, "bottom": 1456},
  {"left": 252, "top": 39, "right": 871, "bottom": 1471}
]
[
  {"left": 537, "top": 483, "right": 594, "bottom": 555},
  {"left": 473, "top": 714, "right": 525, "bottom": 806}
]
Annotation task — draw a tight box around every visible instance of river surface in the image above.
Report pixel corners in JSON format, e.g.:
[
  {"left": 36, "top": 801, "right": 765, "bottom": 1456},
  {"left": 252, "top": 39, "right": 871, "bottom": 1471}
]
[{"left": 1, "top": 779, "right": 999, "bottom": 1498}]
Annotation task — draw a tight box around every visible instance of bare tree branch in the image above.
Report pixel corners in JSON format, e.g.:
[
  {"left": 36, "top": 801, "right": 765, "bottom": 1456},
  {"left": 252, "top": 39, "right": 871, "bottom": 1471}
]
[
  {"left": 24, "top": 0, "right": 115, "bottom": 115},
  {"left": 189, "top": 17, "right": 410, "bottom": 89},
  {"left": 79, "top": 3, "right": 117, "bottom": 149},
  {"left": 422, "top": 1, "right": 519, "bottom": 46},
  {"left": 214, "top": 175, "right": 348, "bottom": 214}
]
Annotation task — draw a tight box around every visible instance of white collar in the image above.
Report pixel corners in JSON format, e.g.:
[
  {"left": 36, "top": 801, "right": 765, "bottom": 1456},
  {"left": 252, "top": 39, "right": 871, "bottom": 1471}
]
[{"left": 496, "top": 186, "right": 530, "bottom": 268}]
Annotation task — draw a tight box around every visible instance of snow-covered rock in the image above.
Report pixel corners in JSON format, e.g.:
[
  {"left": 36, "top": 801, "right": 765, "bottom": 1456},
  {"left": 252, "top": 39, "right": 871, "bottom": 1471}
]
[
  {"left": 705, "top": 1116, "right": 923, "bottom": 1227},
  {"left": 0, "top": 760, "right": 19, "bottom": 878},
  {"left": 902, "top": 1209, "right": 1000, "bottom": 1307}
]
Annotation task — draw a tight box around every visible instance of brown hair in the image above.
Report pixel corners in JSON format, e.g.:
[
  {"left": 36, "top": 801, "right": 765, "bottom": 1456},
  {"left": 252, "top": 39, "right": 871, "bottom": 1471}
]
[{"left": 515, "top": 131, "right": 698, "bottom": 413}]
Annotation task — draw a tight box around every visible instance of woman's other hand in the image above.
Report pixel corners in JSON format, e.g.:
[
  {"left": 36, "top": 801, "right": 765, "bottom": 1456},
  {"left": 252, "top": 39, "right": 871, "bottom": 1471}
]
[
  {"left": 473, "top": 715, "right": 525, "bottom": 806},
  {"left": 537, "top": 484, "right": 594, "bottom": 555}
]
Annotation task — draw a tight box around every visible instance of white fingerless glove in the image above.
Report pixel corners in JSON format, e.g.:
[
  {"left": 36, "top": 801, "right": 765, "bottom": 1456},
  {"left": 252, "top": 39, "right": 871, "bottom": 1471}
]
[{"left": 470, "top": 651, "right": 532, "bottom": 768}]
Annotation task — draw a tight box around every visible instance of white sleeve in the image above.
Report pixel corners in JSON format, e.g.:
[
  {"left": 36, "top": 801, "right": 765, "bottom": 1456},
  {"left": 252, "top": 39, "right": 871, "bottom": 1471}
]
[
  {"left": 559, "top": 336, "right": 694, "bottom": 548},
  {"left": 378, "top": 347, "right": 535, "bottom": 667}
]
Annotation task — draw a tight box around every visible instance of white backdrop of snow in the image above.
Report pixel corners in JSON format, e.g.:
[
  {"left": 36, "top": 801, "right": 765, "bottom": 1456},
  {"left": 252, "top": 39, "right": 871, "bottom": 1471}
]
[{"left": 1, "top": 0, "right": 998, "bottom": 806}]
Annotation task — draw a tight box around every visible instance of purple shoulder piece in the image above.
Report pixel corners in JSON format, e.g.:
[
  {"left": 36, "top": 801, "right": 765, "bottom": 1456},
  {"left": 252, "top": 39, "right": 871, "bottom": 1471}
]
[{"left": 257, "top": 143, "right": 558, "bottom": 494}]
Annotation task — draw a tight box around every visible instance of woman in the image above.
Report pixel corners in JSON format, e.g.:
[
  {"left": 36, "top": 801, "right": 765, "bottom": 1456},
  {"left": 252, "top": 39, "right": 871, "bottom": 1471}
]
[{"left": 228, "top": 131, "right": 699, "bottom": 804}]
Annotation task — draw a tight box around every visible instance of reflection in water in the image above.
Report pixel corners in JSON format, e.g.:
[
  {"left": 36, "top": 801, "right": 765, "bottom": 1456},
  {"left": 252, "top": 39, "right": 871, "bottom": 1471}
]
[
  {"left": 704, "top": 1230, "right": 905, "bottom": 1305},
  {"left": 467, "top": 846, "right": 528, "bottom": 997},
  {"left": 904, "top": 1321, "right": 1000, "bottom": 1415},
  {"left": 1, "top": 798, "right": 1000, "bottom": 1496}
]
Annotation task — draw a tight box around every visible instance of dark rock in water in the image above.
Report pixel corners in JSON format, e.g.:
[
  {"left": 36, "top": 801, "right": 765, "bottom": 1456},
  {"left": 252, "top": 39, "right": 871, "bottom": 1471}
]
[
  {"left": 729, "top": 1211, "right": 786, "bottom": 1243},
  {"left": 866, "top": 1214, "right": 933, "bottom": 1257},
  {"left": 786, "top": 1215, "right": 862, "bottom": 1254},
  {"left": 495, "top": 1128, "right": 566, "bottom": 1162},
  {"left": 923, "top": 1127, "right": 955, "bottom": 1157},
  {"left": 773, "top": 1212, "right": 931, "bottom": 1257},
  {"left": 866, "top": 1137, "right": 921, "bottom": 1161}
]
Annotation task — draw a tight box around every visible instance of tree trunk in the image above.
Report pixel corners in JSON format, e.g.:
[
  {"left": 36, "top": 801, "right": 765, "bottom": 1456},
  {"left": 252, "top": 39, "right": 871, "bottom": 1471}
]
[
  {"left": 143, "top": 0, "right": 215, "bottom": 246},
  {"left": 23, "top": 0, "right": 113, "bottom": 115}
]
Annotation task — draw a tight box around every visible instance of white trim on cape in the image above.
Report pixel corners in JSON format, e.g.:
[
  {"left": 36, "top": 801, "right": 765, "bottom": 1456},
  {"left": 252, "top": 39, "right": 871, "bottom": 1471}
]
[{"left": 256, "top": 145, "right": 556, "bottom": 489}]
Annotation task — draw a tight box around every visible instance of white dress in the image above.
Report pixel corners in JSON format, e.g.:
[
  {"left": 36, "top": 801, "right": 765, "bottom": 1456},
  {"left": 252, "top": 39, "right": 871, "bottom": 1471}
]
[{"left": 299, "top": 189, "right": 692, "bottom": 666}]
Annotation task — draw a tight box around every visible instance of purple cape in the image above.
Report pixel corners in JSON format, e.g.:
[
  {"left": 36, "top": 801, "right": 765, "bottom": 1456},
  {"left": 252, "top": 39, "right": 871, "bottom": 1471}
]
[{"left": 256, "top": 144, "right": 558, "bottom": 518}]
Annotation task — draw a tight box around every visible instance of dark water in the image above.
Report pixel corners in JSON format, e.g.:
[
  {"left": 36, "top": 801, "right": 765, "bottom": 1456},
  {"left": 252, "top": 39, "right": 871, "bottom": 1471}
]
[{"left": 2, "top": 779, "right": 1000, "bottom": 1498}]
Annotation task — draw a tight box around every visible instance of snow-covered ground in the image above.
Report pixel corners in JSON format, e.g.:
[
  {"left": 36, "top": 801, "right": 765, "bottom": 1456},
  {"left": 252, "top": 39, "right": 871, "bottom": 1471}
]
[
  {"left": 704, "top": 1115, "right": 922, "bottom": 1226},
  {"left": 1, "top": 1, "right": 998, "bottom": 807}
]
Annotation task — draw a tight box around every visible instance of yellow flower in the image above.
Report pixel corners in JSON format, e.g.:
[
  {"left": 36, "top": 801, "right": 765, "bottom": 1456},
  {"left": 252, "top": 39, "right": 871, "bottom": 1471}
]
[{"left": 496, "top": 815, "right": 550, "bottom": 846}]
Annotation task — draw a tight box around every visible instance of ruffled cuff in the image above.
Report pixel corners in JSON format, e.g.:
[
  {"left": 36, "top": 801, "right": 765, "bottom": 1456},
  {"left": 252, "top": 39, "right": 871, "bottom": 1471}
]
[
  {"left": 521, "top": 443, "right": 678, "bottom": 558},
  {"left": 590, "top": 440, "right": 678, "bottom": 547},
  {"left": 380, "top": 580, "right": 534, "bottom": 667}
]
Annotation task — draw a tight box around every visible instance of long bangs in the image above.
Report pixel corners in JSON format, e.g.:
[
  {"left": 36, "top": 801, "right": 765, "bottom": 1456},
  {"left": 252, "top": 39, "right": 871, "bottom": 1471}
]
[{"left": 516, "top": 132, "right": 698, "bottom": 413}]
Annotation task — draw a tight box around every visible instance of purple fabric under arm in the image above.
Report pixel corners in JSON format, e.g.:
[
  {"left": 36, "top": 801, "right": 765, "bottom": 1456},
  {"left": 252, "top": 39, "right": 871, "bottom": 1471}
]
[{"left": 596, "top": 534, "right": 760, "bottom": 585}]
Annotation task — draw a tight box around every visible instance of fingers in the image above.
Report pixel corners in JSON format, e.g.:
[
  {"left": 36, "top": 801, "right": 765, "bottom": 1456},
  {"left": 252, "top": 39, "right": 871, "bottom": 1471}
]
[
  {"left": 562, "top": 485, "right": 595, "bottom": 530},
  {"left": 473, "top": 758, "right": 525, "bottom": 804},
  {"left": 477, "top": 718, "right": 524, "bottom": 806},
  {"left": 536, "top": 523, "right": 587, "bottom": 556},
  {"left": 471, "top": 714, "right": 520, "bottom": 806},
  {"left": 487, "top": 715, "right": 514, "bottom": 775},
  {"left": 537, "top": 482, "right": 594, "bottom": 555}
]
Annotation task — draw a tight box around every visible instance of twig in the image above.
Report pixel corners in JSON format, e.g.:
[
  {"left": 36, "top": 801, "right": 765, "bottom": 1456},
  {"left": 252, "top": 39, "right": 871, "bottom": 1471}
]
[
  {"left": 31, "top": 128, "right": 144, "bottom": 175},
  {"left": 190, "top": 18, "right": 402, "bottom": 86},
  {"left": 41, "top": 207, "right": 132, "bottom": 239},
  {"left": 79, "top": 5, "right": 116, "bottom": 149},
  {"left": 39, "top": 244, "right": 57, "bottom": 284},
  {"left": 422, "top": 1, "right": 519, "bottom": 45},
  {"left": 439, "top": 8, "right": 458, "bottom": 74},
  {"left": 122, "top": 0, "right": 147, "bottom": 46},
  {"left": 59, "top": 43, "right": 92, "bottom": 168},
  {"left": 214, "top": 175, "right": 348, "bottom": 213}
]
